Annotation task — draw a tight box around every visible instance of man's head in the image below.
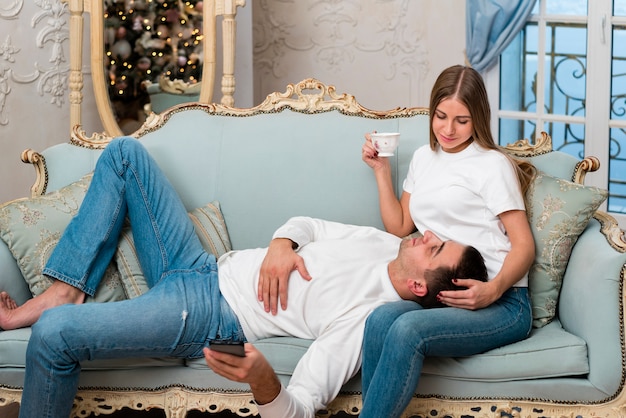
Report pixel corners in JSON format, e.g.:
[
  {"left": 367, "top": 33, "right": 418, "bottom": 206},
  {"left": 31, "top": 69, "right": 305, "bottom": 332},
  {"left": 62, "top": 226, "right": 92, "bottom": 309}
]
[
  {"left": 388, "top": 231, "right": 487, "bottom": 307},
  {"left": 417, "top": 245, "right": 487, "bottom": 308}
]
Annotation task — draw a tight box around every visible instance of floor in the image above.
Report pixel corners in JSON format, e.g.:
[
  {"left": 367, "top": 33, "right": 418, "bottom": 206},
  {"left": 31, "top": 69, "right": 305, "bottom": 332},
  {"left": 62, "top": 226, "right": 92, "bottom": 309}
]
[
  {"left": 0, "top": 403, "right": 355, "bottom": 417},
  {"left": 0, "top": 405, "right": 242, "bottom": 418}
]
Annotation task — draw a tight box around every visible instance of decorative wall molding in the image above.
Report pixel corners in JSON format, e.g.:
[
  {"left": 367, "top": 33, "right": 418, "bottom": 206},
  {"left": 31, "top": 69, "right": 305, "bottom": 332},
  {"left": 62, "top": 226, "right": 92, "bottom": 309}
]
[
  {"left": 253, "top": 0, "right": 429, "bottom": 84},
  {"left": 254, "top": 0, "right": 429, "bottom": 78},
  {"left": 0, "top": 0, "right": 68, "bottom": 126},
  {"left": 0, "top": 0, "right": 23, "bottom": 19}
]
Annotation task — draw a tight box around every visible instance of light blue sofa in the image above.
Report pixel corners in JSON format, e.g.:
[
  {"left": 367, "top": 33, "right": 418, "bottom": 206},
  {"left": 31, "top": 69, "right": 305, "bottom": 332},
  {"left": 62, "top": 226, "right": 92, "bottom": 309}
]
[{"left": 1, "top": 79, "right": 625, "bottom": 417}]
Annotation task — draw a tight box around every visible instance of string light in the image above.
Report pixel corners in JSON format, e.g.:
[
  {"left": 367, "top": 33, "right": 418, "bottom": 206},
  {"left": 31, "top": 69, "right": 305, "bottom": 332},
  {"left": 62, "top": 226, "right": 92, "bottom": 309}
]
[{"left": 105, "top": 0, "right": 204, "bottom": 121}]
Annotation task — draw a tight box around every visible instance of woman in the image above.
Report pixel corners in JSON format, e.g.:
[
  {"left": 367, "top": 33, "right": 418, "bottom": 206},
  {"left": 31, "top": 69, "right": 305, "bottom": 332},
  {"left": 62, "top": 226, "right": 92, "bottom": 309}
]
[{"left": 359, "top": 65, "right": 536, "bottom": 418}]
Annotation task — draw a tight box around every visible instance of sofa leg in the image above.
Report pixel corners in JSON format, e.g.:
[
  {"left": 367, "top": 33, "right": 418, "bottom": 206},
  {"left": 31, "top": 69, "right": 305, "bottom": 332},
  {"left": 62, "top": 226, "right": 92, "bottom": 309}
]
[
  {"left": 164, "top": 391, "right": 188, "bottom": 418},
  {"left": 0, "top": 403, "right": 20, "bottom": 418}
]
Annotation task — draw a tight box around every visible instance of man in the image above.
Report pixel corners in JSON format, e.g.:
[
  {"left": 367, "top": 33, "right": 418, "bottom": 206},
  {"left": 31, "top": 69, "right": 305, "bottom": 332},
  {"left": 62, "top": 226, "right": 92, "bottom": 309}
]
[{"left": 3, "top": 138, "right": 487, "bottom": 418}]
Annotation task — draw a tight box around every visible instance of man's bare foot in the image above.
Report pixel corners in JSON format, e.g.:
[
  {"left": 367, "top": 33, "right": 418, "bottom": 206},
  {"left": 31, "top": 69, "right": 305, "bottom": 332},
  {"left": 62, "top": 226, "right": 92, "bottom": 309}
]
[
  {"left": 0, "top": 281, "right": 86, "bottom": 330},
  {"left": 0, "top": 292, "right": 17, "bottom": 310}
]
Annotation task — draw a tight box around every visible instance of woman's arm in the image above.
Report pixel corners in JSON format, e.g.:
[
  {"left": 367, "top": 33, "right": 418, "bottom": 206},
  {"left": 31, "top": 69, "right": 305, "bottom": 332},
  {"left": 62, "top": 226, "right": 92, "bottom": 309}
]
[
  {"left": 362, "top": 135, "right": 416, "bottom": 237},
  {"left": 487, "top": 209, "right": 535, "bottom": 296},
  {"left": 437, "top": 209, "right": 535, "bottom": 310}
]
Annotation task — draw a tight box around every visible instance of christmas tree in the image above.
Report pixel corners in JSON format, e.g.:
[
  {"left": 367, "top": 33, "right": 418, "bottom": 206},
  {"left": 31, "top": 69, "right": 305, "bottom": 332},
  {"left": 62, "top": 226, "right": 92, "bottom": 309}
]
[{"left": 104, "top": 0, "right": 204, "bottom": 122}]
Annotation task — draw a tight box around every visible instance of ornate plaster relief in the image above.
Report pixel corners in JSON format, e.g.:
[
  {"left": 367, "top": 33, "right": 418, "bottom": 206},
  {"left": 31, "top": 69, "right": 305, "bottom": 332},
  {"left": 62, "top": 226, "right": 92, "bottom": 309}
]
[{"left": 0, "top": 0, "right": 68, "bottom": 126}]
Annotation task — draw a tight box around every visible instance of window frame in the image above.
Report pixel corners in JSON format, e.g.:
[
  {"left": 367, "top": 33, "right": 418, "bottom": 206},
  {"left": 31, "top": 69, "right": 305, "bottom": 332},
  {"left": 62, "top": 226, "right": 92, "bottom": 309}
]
[{"left": 484, "top": 0, "right": 626, "bottom": 228}]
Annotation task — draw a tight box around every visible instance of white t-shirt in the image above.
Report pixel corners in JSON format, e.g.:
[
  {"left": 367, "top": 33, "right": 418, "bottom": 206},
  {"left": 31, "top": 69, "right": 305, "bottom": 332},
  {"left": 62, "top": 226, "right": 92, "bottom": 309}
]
[
  {"left": 217, "top": 217, "right": 403, "bottom": 418},
  {"left": 403, "top": 141, "right": 527, "bottom": 285}
]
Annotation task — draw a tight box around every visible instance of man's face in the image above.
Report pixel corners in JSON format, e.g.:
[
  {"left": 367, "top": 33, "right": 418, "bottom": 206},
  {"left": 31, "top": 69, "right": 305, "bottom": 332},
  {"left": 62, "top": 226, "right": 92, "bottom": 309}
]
[{"left": 397, "top": 231, "right": 465, "bottom": 279}]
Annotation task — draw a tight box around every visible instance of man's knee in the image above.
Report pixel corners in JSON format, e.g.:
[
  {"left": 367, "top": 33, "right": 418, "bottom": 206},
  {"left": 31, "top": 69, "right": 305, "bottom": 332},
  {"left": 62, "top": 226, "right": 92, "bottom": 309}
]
[
  {"left": 30, "top": 307, "right": 70, "bottom": 352},
  {"left": 108, "top": 136, "right": 143, "bottom": 157}
]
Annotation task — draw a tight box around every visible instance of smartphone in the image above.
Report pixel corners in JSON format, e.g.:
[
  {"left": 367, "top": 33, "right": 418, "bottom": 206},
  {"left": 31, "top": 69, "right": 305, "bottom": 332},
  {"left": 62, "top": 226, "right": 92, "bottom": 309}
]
[{"left": 209, "top": 341, "right": 246, "bottom": 357}]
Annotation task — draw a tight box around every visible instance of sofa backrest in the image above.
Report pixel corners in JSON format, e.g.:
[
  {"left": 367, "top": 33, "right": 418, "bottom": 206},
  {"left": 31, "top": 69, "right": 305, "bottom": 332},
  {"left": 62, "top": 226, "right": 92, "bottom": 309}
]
[
  {"left": 34, "top": 79, "right": 584, "bottom": 251},
  {"left": 136, "top": 108, "right": 430, "bottom": 249}
]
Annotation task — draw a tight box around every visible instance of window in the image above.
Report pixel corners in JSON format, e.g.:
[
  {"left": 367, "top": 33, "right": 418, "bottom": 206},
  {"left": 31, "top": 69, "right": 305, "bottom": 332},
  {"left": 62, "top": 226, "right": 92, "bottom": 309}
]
[{"left": 487, "top": 0, "right": 626, "bottom": 228}]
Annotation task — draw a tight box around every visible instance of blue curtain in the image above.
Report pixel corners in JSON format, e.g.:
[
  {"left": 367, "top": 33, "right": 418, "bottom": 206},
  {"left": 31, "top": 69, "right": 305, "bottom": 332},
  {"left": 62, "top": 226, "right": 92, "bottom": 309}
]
[{"left": 466, "top": 0, "right": 538, "bottom": 73}]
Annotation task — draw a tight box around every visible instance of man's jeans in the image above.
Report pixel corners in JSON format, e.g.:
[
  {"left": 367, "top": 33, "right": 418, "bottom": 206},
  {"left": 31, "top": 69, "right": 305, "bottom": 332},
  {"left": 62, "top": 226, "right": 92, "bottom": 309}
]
[
  {"left": 359, "top": 287, "right": 532, "bottom": 418},
  {"left": 19, "top": 137, "right": 244, "bottom": 418}
]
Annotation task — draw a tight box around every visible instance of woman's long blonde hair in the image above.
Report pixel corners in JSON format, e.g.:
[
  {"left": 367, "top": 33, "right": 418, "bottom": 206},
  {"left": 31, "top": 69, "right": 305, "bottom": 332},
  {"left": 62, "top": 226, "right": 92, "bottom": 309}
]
[{"left": 429, "top": 65, "right": 536, "bottom": 193}]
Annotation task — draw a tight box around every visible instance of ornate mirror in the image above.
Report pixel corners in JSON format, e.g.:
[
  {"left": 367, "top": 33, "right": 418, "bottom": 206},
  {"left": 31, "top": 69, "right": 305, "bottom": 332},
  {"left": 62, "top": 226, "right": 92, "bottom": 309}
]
[{"left": 67, "top": 0, "right": 244, "bottom": 137}]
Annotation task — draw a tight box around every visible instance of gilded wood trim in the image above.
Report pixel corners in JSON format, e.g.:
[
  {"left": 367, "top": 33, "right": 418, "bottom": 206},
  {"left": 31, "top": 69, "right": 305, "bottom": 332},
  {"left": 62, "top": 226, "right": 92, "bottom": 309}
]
[
  {"left": 70, "top": 388, "right": 258, "bottom": 418},
  {"left": 503, "top": 131, "right": 601, "bottom": 184},
  {"left": 594, "top": 211, "right": 626, "bottom": 253},
  {"left": 503, "top": 131, "right": 554, "bottom": 157},
  {"left": 253, "top": 78, "right": 428, "bottom": 117},
  {"left": 573, "top": 155, "right": 601, "bottom": 184},
  {"left": 130, "top": 78, "right": 428, "bottom": 139},
  {"left": 20, "top": 149, "right": 47, "bottom": 197},
  {"left": 66, "top": 0, "right": 245, "bottom": 137},
  {"left": 66, "top": 0, "right": 84, "bottom": 133},
  {"left": 70, "top": 124, "right": 114, "bottom": 149},
  {"left": 6, "top": 385, "right": 626, "bottom": 418},
  {"left": 85, "top": 0, "right": 121, "bottom": 136},
  {"left": 0, "top": 387, "right": 22, "bottom": 409},
  {"left": 324, "top": 393, "right": 626, "bottom": 418}
]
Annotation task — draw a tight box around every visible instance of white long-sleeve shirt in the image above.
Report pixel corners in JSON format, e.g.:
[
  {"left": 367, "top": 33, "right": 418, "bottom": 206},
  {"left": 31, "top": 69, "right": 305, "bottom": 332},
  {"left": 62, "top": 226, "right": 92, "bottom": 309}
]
[{"left": 217, "top": 217, "right": 403, "bottom": 418}]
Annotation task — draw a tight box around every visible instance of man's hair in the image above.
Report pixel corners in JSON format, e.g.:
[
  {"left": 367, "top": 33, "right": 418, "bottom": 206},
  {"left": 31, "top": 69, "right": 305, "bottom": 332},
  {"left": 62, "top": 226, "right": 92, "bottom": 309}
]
[{"left": 417, "top": 245, "right": 488, "bottom": 309}]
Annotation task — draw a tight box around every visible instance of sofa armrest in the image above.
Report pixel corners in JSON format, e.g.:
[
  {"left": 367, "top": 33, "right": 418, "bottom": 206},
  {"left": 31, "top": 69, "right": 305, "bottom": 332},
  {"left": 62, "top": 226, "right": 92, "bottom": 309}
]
[
  {"left": 558, "top": 216, "right": 626, "bottom": 396},
  {"left": 0, "top": 239, "right": 31, "bottom": 305}
]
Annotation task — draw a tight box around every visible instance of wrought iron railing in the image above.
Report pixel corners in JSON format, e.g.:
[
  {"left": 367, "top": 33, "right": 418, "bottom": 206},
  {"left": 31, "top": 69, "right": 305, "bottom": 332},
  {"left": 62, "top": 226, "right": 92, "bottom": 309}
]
[{"left": 501, "top": 21, "right": 626, "bottom": 213}]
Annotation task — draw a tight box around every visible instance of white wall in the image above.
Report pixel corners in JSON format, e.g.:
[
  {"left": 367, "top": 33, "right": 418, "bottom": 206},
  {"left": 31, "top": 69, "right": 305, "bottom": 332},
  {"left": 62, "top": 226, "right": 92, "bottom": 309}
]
[
  {"left": 0, "top": 0, "right": 464, "bottom": 203},
  {"left": 0, "top": 1, "right": 74, "bottom": 203},
  {"left": 252, "top": 0, "right": 466, "bottom": 109}
]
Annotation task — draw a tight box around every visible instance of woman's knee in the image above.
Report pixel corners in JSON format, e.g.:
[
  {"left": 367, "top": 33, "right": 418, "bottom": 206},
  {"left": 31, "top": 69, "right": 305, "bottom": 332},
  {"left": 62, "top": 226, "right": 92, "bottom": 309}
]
[{"left": 365, "top": 300, "right": 421, "bottom": 335}]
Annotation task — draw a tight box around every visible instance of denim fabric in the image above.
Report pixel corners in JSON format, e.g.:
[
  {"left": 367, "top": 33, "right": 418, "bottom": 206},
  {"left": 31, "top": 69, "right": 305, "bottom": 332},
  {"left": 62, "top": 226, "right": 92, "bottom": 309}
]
[
  {"left": 359, "top": 287, "right": 532, "bottom": 418},
  {"left": 19, "top": 137, "right": 244, "bottom": 418}
]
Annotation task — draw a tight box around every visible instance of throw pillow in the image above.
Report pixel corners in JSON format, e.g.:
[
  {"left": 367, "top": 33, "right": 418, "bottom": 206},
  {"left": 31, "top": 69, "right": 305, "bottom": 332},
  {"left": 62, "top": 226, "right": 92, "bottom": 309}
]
[
  {"left": 115, "top": 201, "right": 232, "bottom": 299},
  {"left": 0, "top": 173, "right": 126, "bottom": 303},
  {"left": 188, "top": 202, "right": 232, "bottom": 257},
  {"left": 526, "top": 171, "right": 608, "bottom": 328}
]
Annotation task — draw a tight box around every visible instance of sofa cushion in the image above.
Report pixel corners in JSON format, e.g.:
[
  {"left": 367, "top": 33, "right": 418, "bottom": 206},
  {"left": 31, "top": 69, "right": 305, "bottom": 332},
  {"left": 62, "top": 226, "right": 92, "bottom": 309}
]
[
  {"left": 0, "top": 327, "right": 183, "bottom": 370},
  {"left": 421, "top": 319, "right": 588, "bottom": 381},
  {"left": 185, "top": 320, "right": 588, "bottom": 382},
  {"left": 0, "top": 173, "right": 126, "bottom": 303},
  {"left": 115, "top": 201, "right": 232, "bottom": 298},
  {"left": 525, "top": 171, "right": 608, "bottom": 328},
  {"left": 185, "top": 337, "right": 314, "bottom": 376}
]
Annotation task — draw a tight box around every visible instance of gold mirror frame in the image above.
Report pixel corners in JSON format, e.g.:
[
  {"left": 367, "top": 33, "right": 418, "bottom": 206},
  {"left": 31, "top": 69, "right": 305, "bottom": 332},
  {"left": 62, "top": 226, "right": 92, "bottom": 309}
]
[{"left": 66, "top": 0, "right": 244, "bottom": 137}]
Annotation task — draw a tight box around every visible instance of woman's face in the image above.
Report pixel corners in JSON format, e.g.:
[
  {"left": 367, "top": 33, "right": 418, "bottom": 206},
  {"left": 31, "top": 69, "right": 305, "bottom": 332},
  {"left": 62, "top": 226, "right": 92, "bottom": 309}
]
[{"left": 432, "top": 98, "right": 474, "bottom": 153}]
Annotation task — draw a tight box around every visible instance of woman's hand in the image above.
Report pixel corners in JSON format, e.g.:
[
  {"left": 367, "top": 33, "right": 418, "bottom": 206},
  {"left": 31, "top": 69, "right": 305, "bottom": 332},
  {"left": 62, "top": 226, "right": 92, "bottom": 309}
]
[
  {"left": 258, "top": 238, "right": 312, "bottom": 315},
  {"left": 437, "top": 279, "right": 501, "bottom": 310},
  {"left": 438, "top": 210, "right": 535, "bottom": 310},
  {"left": 362, "top": 132, "right": 391, "bottom": 171}
]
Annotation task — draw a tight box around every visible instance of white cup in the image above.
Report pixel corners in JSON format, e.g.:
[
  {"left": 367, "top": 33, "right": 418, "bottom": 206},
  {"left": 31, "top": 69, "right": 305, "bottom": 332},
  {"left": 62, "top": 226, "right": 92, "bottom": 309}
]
[{"left": 371, "top": 132, "right": 400, "bottom": 157}]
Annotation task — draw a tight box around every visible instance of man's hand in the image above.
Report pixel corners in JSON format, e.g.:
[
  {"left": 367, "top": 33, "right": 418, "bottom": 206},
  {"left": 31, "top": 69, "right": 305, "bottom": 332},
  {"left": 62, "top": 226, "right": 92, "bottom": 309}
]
[
  {"left": 258, "top": 238, "right": 312, "bottom": 315},
  {"left": 437, "top": 279, "right": 501, "bottom": 310},
  {"left": 203, "top": 343, "right": 281, "bottom": 405}
]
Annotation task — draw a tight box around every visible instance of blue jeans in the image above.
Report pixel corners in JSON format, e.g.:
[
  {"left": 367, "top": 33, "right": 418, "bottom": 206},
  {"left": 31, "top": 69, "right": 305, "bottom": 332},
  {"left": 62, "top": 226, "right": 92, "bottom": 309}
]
[
  {"left": 19, "top": 137, "right": 245, "bottom": 418},
  {"left": 359, "top": 287, "right": 532, "bottom": 418}
]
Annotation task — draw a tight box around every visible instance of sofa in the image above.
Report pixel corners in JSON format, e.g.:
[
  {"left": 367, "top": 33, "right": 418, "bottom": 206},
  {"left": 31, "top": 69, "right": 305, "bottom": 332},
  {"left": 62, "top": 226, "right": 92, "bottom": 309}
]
[{"left": 0, "top": 78, "right": 625, "bottom": 418}]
